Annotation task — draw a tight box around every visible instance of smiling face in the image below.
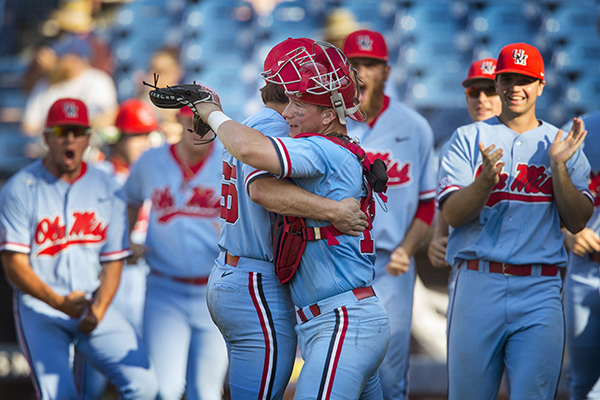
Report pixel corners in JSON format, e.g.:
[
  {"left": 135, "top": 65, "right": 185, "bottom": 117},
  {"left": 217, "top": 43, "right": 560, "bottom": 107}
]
[
  {"left": 465, "top": 79, "right": 502, "bottom": 122},
  {"left": 282, "top": 99, "right": 331, "bottom": 137},
  {"left": 495, "top": 73, "right": 545, "bottom": 119},
  {"left": 43, "top": 125, "right": 90, "bottom": 181}
]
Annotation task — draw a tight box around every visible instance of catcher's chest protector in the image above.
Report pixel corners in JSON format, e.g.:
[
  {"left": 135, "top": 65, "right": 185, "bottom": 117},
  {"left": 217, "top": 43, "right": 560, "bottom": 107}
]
[{"left": 272, "top": 133, "right": 388, "bottom": 284}]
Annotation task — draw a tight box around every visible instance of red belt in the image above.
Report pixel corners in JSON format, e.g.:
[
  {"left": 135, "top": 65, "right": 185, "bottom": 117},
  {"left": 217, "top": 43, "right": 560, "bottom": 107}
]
[
  {"left": 151, "top": 269, "right": 209, "bottom": 285},
  {"left": 590, "top": 253, "right": 600, "bottom": 264},
  {"left": 297, "top": 286, "right": 375, "bottom": 323},
  {"left": 225, "top": 252, "right": 240, "bottom": 267},
  {"left": 466, "top": 260, "right": 558, "bottom": 276}
]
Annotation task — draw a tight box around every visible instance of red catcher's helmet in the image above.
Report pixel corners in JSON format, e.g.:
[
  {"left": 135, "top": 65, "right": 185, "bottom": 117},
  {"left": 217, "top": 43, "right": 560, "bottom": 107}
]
[
  {"left": 261, "top": 40, "right": 365, "bottom": 125},
  {"left": 115, "top": 99, "right": 159, "bottom": 134}
]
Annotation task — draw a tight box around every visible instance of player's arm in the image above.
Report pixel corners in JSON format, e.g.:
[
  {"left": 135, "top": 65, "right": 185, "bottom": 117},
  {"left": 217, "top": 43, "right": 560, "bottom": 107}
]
[
  {"left": 126, "top": 205, "right": 145, "bottom": 263},
  {"left": 78, "top": 259, "right": 123, "bottom": 334},
  {"left": 428, "top": 213, "right": 450, "bottom": 268},
  {"left": 1, "top": 251, "right": 88, "bottom": 318},
  {"left": 248, "top": 177, "right": 368, "bottom": 236},
  {"left": 387, "top": 200, "right": 435, "bottom": 275},
  {"left": 549, "top": 120, "right": 593, "bottom": 233},
  {"left": 442, "top": 142, "right": 504, "bottom": 228},
  {"left": 195, "top": 105, "right": 281, "bottom": 174}
]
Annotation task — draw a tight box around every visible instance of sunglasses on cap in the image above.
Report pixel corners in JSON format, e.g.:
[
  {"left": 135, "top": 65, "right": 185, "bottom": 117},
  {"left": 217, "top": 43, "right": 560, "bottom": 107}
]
[
  {"left": 47, "top": 125, "right": 91, "bottom": 137},
  {"left": 465, "top": 86, "right": 498, "bottom": 98}
]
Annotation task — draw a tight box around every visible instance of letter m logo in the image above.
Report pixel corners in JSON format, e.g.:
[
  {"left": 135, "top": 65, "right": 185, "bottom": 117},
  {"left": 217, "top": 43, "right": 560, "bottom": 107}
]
[{"left": 512, "top": 49, "right": 528, "bottom": 66}]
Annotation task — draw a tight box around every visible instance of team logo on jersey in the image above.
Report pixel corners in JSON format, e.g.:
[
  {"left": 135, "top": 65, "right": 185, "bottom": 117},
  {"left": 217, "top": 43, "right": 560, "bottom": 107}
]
[
  {"left": 475, "top": 162, "right": 553, "bottom": 206},
  {"left": 357, "top": 35, "right": 374, "bottom": 52},
  {"left": 512, "top": 49, "right": 528, "bottom": 66},
  {"left": 63, "top": 101, "right": 79, "bottom": 118},
  {"left": 152, "top": 186, "right": 220, "bottom": 223},
  {"left": 34, "top": 211, "right": 108, "bottom": 256},
  {"left": 480, "top": 60, "right": 496, "bottom": 75},
  {"left": 366, "top": 150, "right": 412, "bottom": 187}
]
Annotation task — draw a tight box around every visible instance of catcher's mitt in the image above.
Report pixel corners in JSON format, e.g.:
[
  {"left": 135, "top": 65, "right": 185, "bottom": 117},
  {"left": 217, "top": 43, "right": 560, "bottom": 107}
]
[
  {"left": 143, "top": 74, "right": 221, "bottom": 143},
  {"left": 192, "top": 114, "right": 216, "bottom": 145}
]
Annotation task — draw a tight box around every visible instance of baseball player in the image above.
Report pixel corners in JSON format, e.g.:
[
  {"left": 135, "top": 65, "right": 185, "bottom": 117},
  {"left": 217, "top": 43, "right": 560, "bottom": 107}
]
[
  {"left": 123, "top": 105, "right": 228, "bottom": 400},
  {"left": 0, "top": 98, "right": 158, "bottom": 400},
  {"left": 206, "top": 39, "right": 370, "bottom": 400},
  {"left": 342, "top": 29, "right": 436, "bottom": 400},
  {"left": 562, "top": 113, "right": 600, "bottom": 400},
  {"left": 191, "top": 39, "right": 390, "bottom": 399},
  {"left": 428, "top": 58, "right": 501, "bottom": 302},
  {"left": 438, "top": 43, "right": 593, "bottom": 399},
  {"left": 81, "top": 98, "right": 159, "bottom": 399}
]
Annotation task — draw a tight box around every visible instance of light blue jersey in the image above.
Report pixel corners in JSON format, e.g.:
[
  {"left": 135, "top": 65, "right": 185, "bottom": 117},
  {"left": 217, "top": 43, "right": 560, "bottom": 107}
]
[
  {"left": 219, "top": 107, "right": 289, "bottom": 260},
  {"left": 0, "top": 161, "right": 130, "bottom": 314},
  {"left": 563, "top": 112, "right": 600, "bottom": 400},
  {"left": 124, "top": 143, "right": 223, "bottom": 277},
  {"left": 439, "top": 117, "right": 593, "bottom": 267},
  {"left": 270, "top": 134, "right": 376, "bottom": 307}
]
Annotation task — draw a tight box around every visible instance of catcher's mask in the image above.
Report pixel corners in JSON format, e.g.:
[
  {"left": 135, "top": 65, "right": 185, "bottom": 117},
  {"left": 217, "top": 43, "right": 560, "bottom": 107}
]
[{"left": 261, "top": 40, "right": 365, "bottom": 125}]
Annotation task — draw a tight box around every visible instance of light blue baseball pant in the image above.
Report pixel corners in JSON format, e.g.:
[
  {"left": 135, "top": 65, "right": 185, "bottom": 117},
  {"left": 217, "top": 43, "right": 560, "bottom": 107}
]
[
  {"left": 565, "top": 253, "right": 600, "bottom": 400},
  {"left": 15, "top": 294, "right": 158, "bottom": 400},
  {"left": 144, "top": 272, "right": 228, "bottom": 400},
  {"left": 207, "top": 255, "right": 297, "bottom": 400},
  {"left": 80, "top": 263, "right": 149, "bottom": 400},
  {"left": 294, "top": 294, "right": 390, "bottom": 400},
  {"left": 371, "top": 250, "right": 415, "bottom": 400},
  {"left": 448, "top": 261, "right": 564, "bottom": 400}
]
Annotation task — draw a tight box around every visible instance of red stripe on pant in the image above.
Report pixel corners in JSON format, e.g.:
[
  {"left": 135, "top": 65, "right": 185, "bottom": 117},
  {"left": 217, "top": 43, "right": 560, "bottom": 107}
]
[
  {"left": 319, "top": 306, "right": 349, "bottom": 400},
  {"left": 248, "top": 272, "right": 275, "bottom": 400}
]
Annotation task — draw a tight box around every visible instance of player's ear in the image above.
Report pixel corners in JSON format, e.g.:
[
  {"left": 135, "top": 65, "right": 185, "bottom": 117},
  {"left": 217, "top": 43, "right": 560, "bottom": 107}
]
[
  {"left": 321, "top": 107, "right": 336, "bottom": 125},
  {"left": 537, "top": 80, "right": 545, "bottom": 97}
]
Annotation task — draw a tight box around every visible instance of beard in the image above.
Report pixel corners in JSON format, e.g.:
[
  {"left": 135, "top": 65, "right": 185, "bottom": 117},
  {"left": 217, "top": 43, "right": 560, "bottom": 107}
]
[{"left": 359, "top": 82, "right": 386, "bottom": 120}]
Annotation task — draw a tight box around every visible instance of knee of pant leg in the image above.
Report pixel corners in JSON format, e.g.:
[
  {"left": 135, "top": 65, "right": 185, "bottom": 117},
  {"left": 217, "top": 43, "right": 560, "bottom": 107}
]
[{"left": 118, "top": 369, "right": 160, "bottom": 400}]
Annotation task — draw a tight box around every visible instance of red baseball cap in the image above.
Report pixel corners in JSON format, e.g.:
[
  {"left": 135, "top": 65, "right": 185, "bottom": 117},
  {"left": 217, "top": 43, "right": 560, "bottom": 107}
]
[
  {"left": 462, "top": 58, "right": 497, "bottom": 87},
  {"left": 115, "top": 99, "right": 159, "bottom": 134},
  {"left": 343, "top": 29, "right": 389, "bottom": 62},
  {"left": 495, "top": 43, "right": 544, "bottom": 80},
  {"left": 46, "top": 98, "right": 90, "bottom": 127}
]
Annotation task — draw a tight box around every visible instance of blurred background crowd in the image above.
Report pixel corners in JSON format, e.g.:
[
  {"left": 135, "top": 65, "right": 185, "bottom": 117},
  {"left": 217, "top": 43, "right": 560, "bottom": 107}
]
[
  {"left": 0, "top": 0, "right": 599, "bottom": 398},
  {"left": 1, "top": 0, "right": 600, "bottom": 179}
]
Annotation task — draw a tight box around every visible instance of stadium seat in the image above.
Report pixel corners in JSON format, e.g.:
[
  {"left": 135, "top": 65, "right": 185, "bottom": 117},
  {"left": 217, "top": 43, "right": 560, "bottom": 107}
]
[
  {"left": 404, "top": 69, "right": 466, "bottom": 109},
  {"left": 562, "top": 74, "right": 600, "bottom": 117},
  {"left": 540, "top": 4, "right": 599, "bottom": 45},
  {"left": 339, "top": 0, "right": 397, "bottom": 33},
  {"left": 466, "top": 3, "right": 539, "bottom": 41},
  {"left": 550, "top": 38, "right": 600, "bottom": 75},
  {"left": 396, "top": 2, "right": 467, "bottom": 46}
]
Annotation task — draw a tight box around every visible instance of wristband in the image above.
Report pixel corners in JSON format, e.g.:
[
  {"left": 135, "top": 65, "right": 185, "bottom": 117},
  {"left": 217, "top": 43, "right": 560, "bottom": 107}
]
[{"left": 207, "top": 111, "right": 231, "bottom": 133}]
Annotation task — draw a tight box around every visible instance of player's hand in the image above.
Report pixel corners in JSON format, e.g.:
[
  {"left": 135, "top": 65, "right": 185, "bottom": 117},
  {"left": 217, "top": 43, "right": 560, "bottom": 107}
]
[
  {"left": 386, "top": 247, "right": 410, "bottom": 276},
  {"left": 127, "top": 243, "right": 147, "bottom": 264},
  {"left": 477, "top": 142, "right": 504, "bottom": 188},
  {"left": 331, "top": 198, "right": 368, "bottom": 237},
  {"left": 57, "top": 291, "right": 89, "bottom": 318},
  {"left": 77, "top": 304, "right": 103, "bottom": 335},
  {"left": 428, "top": 236, "right": 450, "bottom": 268},
  {"left": 549, "top": 118, "right": 587, "bottom": 166},
  {"left": 567, "top": 228, "right": 600, "bottom": 257}
]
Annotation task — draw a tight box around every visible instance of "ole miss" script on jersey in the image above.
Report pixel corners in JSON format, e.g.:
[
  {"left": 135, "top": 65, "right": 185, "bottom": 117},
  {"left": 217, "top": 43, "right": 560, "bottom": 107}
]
[
  {"left": 35, "top": 211, "right": 108, "bottom": 256},
  {"left": 475, "top": 162, "right": 554, "bottom": 206}
]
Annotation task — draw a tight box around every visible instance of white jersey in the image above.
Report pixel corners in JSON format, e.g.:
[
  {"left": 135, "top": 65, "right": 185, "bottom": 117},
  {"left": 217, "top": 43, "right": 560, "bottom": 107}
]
[
  {"left": 124, "top": 143, "right": 223, "bottom": 277},
  {"left": 347, "top": 96, "right": 436, "bottom": 256},
  {"left": 0, "top": 161, "right": 130, "bottom": 314}
]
